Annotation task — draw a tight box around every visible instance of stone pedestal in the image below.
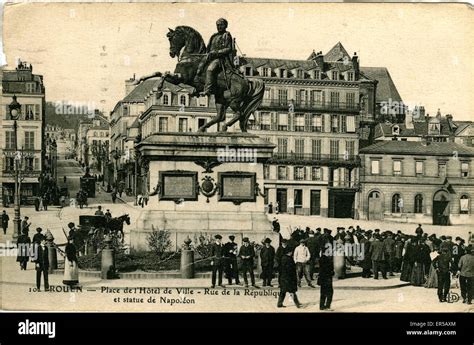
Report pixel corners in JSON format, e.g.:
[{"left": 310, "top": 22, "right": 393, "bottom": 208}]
[{"left": 132, "top": 132, "right": 277, "bottom": 251}]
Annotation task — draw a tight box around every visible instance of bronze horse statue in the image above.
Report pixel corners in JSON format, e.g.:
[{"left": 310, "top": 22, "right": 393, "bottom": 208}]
[{"left": 134, "top": 26, "right": 264, "bottom": 132}]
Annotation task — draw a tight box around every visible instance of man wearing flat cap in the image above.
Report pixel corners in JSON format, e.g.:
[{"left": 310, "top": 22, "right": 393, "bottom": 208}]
[
  {"left": 239, "top": 237, "right": 258, "bottom": 288},
  {"left": 224, "top": 235, "right": 240, "bottom": 285},
  {"left": 260, "top": 238, "right": 275, "bottom": 287},
  {"left": 210, "top": 234, "right": 225, "bottom": 288}
]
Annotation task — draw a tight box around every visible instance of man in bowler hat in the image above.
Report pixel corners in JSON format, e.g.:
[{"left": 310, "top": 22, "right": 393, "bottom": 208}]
[
  {"left": 224, "top": 235, "right": 240, "bottom": 285},
  {"left": 34, "top": 239, "right": 50, "bottom": 291},
  {"left": 210, "top": 234, "right": 225, "bottom": 288},
  {"left": 239, "top": 237, "right": 258, "bottom": 288},
  {"left": 260, "top": 238, "right": 275, "bottom": 287}
]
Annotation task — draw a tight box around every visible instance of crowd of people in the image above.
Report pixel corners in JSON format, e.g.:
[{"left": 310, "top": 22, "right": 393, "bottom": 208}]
[
  {"left": 208, "top": 222, "right": 473, "bottom": 309},
  {"left": 208, "top": 233, "right": 335, "bottom": 310}
]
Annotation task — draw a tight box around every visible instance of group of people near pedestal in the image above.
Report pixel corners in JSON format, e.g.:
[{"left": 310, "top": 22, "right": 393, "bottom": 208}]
[
  {"left": 208, "top": 233, "right": 336, "bottom": 310},
  {"left": 15, "top": 220, "right": 80, "bottom": 291},
  {"left": 275, "top": 222, "right": 474, "bottom": 306}
]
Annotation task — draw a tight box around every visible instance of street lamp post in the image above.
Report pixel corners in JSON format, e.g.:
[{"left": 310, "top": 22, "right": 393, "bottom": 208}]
[{"left": 9, "top": 96, "right": 22, "bottom": 240}]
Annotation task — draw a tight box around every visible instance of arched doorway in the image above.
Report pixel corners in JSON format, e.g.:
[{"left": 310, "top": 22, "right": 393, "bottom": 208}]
[
  {"left": 433, "top": 190, "right": 450, "bottom": 225},
  {"left": 368, "top": 190, "right": 383, "bottom": 220}
]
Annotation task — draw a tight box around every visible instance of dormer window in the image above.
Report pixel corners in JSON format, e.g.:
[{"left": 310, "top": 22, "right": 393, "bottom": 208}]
[
  {"left": 179, "top": 94, "right": 188, "bottom": 107},
  {"left": 162, "top": 93, "right": 171, "bottom": 106},
  {"left": 392, "top": 125, "right": 400, "bottom": 136},
  {"left": 279, "top": 69, "right": 286, "bottom": 78},
  {"left": 296, "top": 69, "right": 304, "bottom": 79},
  {"left": 331, "top": 71, "right": 338, "bottom": 80},
  {"left": 262, "top": 67, "right": 270, "bottom": 77},
  {"left": 245, "top": 67, "right": 253, "bottom": 76},
  {"left": 347, "top": 72, "right": 355, "bottom": 81},
  {"left": 314, "top": 70, "right": 321, "bottom": 80},
  {"left": 428, "top": 121, "right": 441, "bottom": 135}
]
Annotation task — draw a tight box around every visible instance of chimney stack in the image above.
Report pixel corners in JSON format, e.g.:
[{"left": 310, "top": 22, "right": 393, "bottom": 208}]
[
  {"left": 315, "top": 51, "right": 324, "bottom": 69},
  {"left": 125, "top": 74, "right": 137, "bottom": 97},
  {"left": 352, "top": 52, "right": 359, "bottom": 78}
]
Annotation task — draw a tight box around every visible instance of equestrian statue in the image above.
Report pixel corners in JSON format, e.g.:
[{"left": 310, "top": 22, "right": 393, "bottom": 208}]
[{"left": 133, "top": 18, "right": 264, "bottom": 133}]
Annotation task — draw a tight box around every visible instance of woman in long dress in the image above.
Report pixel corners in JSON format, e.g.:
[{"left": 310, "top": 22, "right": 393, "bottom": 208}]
[
  {"left": 410, "top": 239, "right": 427, "bottom": 286},
  {"left": 400, "top": 236, "right": 414, "bottom": 282},
  {"left": 63, "top": 238, "right": 79, "bottom": 286},
  {"left": 424, "top": 237, "right": 440, "bottom": 288}
]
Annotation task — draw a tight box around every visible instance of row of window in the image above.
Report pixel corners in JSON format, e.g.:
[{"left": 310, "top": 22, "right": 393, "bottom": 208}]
[
  {"left": 254, "top": 113, "right": 356, "bottom": 133},
  {"left": 372, "top": 192, "right": 471, "bottom": 214},
  {"left": 264, "top": 89, "right": 357, "bottom": 106},
  {"left": 370, "top": 159, "right": 470, "bottom": 177},
  {"left": 276, "top": 138, "right": 356, "bottom": 157},
  {"left": 267, "top": 165, "right": 353, "bottom": 183},
  {"left": 3, "top": 157, "right": 40, "bottom": 171},
  {"left": 243, "top": 66, "right": 356, "bottom": 82},
  {"left": 4, "top": 104, "right": 41, "bottom": 120},
  {"left": 4, "top": 131, "right": 35, "bottom": 150},
  {"left": 141, "top": 116, "right": 209, "bottom": 136}
]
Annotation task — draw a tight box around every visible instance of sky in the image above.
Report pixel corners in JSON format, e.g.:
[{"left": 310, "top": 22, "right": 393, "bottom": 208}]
[{"left": 3, "top": 2, "right": 473, "bottom": 120}]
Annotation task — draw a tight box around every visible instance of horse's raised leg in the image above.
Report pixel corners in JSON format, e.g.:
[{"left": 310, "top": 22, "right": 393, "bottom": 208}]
[
  {"left": 198, "top": 102, "right": 226, "bottom": 132},
  {"left": 224, "top": 111, "right": 242, "bottom": 132}
]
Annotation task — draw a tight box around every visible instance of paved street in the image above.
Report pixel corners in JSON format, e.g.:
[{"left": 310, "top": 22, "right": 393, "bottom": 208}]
[
  {"left": 1, "top": 253, "right": 471, "bottom": 312},
  {"left": 1, "top": 157, "right": 472, "bottom": 313}
]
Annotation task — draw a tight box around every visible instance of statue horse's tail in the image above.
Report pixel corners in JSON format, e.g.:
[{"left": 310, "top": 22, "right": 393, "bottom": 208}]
[{"left": 241, "top": 78, "right": 265, "bottom": 131}]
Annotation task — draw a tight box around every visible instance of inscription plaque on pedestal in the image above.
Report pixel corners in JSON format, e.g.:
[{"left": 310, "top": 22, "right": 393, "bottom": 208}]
[
  {"left": 160, "top": 171, "right": 198, "bottom": 201},
  {"left": 218, "top": 172, "right": 256, "bottom": 203}
]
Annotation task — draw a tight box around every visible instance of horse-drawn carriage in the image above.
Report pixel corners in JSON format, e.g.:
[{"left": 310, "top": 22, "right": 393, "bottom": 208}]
[{"left": 78, "top": 214, "right": 131, "bottom": 252}]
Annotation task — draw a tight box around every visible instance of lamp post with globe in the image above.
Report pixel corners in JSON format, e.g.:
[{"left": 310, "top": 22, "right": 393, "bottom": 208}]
[{"left": 8, "top": 95, "right": 22, "bottom": 240}]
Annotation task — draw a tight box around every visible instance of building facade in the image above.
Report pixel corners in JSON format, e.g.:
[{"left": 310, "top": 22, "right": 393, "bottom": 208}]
[
  {"left": 133, "top": 42, "right": 403, "bottom": 219},
  {"left": 358, "top": 141, "right": 474, "bottom": 225},
  {"left": 0, "top": 60, "right": 46, "bottom": 204}
]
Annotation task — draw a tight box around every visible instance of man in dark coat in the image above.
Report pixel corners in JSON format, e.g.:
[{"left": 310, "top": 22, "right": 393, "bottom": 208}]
[
  {"left": 16, "top": 229, "right": 31, "bottom": 270},
  {"left": 383, "top": 232, "right": 396, "bottom": 276},
  {"left": 415, "top": 224, "right": 424, "bottom": 238},
  {"left": 34, "top": 239, "right": 49, "bottom": 291},
  {"left": 306, "top": 230, "right": 320, "bottom": 280},
  {"left": 1, "top": 210, "right": 9, "bottom": 235},
  {"left": 433, "top": 247, "right": 455, "bottom": 302},
  {"left": 359, "top": 233, "right": 372, "bottom": 278},
  {"left": 32, "top": 227, "right": 45, "bottom": 244},
  {"left": 277, "top": 246, "right": 301, "bottom": 308},
  {"left": 223, "top": 235, "right": 240, "bottom": 285},
  {"left": 453, "top": 237, "right": 466, "bottom": 271},
  {"left": 239, "top": 237, "right": 258, "bottom": 288},
  {"left": 21, "top": 216, "right": 31, "bottom": 236},
  {"left": 210, "top": 234, "right": 225, "bottom": 288},
  {"left": 272, "top": 218, "right": 280, "bottom": 233},
  {"left": 369, "top": 234, "right": 387, "bottom": 279},
  {"left": 318, "top": 253, "right": 334, "bottom": 310},
  {"left": 260, "top": 238, "right": 275, "bottom": 287},
  {"left": 34, "top": 197, "right": 40, "bottom": 212},
  {"left": 274, "top": 239, "right": 289, "bottom": 284}
]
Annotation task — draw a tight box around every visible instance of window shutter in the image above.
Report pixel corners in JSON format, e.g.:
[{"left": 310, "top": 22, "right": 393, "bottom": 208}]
[
  {"left": 257, "top": 111, "right": 262, "bottom": 126},
  {"left": 324, "top": 114, "right": 331, "bottom": 132},
  {"left": 304, "top": 113, "right": 311, "bottom": 132},
  {"left": 288, "top": 112, "right": 294, "bottom": 131},
  {"left": 347, "top": 115, "right": 356, "bottom": 132},
  {"left": 271, "top": 112, "right": 277, "bottom": 131}
]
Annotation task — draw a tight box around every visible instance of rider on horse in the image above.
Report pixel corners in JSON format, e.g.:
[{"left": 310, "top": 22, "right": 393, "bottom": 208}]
[{"left": 196, "top": 18, "right": 236, "bottom": 97}]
